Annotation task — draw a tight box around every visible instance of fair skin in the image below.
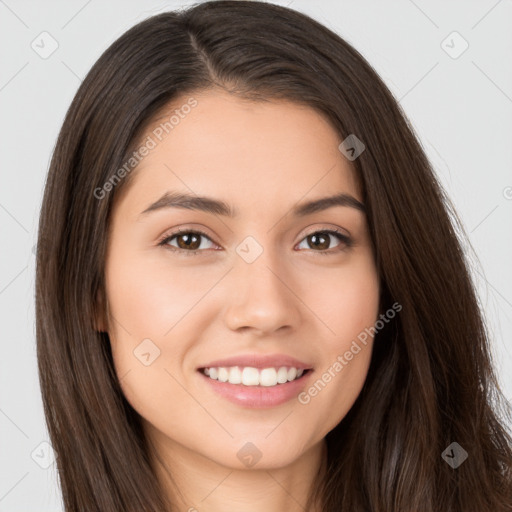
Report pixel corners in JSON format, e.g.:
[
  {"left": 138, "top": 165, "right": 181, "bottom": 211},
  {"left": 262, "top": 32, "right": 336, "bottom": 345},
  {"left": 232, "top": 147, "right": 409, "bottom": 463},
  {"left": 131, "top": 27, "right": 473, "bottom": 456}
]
[{"left": 100, "top": 88, "right": 380, "bottom": 511}]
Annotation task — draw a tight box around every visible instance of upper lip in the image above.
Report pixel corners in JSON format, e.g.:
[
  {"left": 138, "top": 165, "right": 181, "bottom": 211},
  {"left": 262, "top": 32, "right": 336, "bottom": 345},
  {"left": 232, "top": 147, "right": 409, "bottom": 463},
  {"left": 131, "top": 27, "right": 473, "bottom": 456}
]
[{"left": 197, "top": 354, "right": 313, "bottom": 371}]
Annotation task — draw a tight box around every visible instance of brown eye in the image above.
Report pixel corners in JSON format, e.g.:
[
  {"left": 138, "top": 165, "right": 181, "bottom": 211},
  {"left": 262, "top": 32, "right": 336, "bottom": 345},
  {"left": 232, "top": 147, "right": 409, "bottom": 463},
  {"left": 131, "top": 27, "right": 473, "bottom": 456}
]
[
  {"left": 307, "top": 232, "right": 330, "bottom": 250},
  {"left": 175, "top": 232, "right": 202, "bottom": 250},
  {"left": 296, "top": 230, "right": 352, "bottom": 254},
  {"left": 158, "top": 229, "right": 216, "bottom": 255}
]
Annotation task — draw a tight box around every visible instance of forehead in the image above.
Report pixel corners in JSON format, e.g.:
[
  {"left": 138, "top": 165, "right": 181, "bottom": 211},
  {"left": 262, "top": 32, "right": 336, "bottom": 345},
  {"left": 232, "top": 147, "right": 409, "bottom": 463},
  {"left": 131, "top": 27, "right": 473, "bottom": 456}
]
[{"left": 116, "top": 89, "right": 362, "bottom": 216}]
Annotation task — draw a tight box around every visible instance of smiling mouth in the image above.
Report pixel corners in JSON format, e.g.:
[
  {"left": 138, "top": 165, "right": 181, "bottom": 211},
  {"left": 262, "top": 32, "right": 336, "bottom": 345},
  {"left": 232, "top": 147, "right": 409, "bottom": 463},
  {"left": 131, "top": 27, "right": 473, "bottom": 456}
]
[{"left": 198, "top": 366, "right": 312, "bottom": 387}]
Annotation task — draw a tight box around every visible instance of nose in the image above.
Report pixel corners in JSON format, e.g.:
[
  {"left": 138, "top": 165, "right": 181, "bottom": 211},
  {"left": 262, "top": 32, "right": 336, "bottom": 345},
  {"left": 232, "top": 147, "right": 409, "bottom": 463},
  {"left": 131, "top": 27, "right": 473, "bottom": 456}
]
[{"left": 223, "top": 251, "right": 302, "bottom": 336}]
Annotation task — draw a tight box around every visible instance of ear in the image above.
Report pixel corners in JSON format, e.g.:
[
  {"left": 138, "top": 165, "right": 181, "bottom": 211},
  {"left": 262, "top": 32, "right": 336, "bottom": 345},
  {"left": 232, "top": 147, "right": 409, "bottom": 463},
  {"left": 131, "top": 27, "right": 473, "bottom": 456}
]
[{"left": 93, "top": 288, "right": 108, "bottom": 332}]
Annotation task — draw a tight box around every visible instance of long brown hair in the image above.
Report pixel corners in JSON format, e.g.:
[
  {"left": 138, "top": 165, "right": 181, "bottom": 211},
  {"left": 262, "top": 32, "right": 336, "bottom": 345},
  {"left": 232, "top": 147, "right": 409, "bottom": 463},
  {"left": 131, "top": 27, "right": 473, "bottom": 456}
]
[{"left": 35, "top": 1, "right": 512, "bottom": 510}]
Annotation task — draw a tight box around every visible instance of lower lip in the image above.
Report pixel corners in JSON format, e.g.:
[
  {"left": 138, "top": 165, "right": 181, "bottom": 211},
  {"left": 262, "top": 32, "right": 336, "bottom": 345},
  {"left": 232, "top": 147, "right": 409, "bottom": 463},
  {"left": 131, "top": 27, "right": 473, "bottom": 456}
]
[{"left": 198, "top": 369, "right": 313, "bottom": 408}]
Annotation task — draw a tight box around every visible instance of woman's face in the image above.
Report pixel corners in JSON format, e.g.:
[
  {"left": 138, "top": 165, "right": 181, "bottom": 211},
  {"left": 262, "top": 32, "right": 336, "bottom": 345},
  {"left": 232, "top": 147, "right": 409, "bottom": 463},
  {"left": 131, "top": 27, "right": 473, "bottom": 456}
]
[{"left": 102, "top": 89, "right": 380, "bottom": 471}]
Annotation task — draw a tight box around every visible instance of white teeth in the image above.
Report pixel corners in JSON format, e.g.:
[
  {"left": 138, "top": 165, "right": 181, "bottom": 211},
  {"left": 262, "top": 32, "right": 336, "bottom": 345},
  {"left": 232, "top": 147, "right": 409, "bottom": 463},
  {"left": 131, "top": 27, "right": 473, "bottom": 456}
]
[
  {"left": 276, "top": 367, "right": 288, "bottom": 383},
  {"left": 218, "top": 367, "right": 229, "bottom": 382},
  {"left": 228, "top": 366, "right": 242, "bottom": 384},
  {"left": 201, "top": 366, "right": 307, "bottom": 387},
  {"left": 259, "top": 368, "right": 277, "bottom": 387},
  {"left": 242, "top": 367, "right": 260, "bottom": 386}
]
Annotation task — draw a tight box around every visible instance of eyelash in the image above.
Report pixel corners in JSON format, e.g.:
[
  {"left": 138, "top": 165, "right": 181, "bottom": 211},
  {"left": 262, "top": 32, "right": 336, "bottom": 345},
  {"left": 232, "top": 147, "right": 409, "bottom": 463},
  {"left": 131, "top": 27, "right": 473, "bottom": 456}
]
[{"left": 157, "top": 227, "right": 353, "bottom": 257}]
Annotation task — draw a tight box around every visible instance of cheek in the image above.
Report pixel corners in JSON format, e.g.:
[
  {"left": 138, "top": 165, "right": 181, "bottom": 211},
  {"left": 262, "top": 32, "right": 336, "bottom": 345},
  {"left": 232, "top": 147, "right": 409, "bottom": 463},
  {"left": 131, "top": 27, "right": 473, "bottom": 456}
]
[
  {"left": 105, "top": 248, "right": 213, "bottom": 338},
  {"left": 104, "top": 254, "right": 193, "bottom": 432},
  {"left": 308, "top": 252, "right": 380, "bottom": 347},
  {"left": 104, "top": 248, "right": 221, "bottom": 417},
  {"left": 296, "top": 254, "right": 379, "bottom": 430}
]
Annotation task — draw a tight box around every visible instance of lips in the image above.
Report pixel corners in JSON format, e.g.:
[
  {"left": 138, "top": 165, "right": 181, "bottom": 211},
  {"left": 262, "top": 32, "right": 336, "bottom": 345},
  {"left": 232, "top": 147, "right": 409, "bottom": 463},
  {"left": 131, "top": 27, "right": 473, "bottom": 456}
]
[
  {"left": 197, "top": 353, "right": 314, "bottom": 371},
  {"left": 198, "top": 365, "right": 314, "bottom": 408}
]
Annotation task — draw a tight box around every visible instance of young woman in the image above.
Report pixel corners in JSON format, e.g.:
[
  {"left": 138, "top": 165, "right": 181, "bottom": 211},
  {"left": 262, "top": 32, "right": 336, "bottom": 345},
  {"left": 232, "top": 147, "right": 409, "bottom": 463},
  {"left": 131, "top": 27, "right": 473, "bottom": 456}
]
[{"left": 35, "top": 1, "right": 512, "bottom": 511}]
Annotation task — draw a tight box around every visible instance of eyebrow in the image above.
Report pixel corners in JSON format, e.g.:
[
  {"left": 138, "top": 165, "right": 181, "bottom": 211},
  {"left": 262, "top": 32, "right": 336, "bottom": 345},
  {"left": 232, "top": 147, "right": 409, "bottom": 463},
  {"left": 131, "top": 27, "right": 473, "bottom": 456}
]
[{"left": 139, "top": 191, "right": 366, "bottom": 218}]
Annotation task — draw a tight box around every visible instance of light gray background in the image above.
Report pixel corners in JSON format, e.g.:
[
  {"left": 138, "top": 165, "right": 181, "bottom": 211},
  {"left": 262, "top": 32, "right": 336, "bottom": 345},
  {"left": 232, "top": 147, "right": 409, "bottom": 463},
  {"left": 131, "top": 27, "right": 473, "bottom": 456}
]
[{"left": 1, "top": 0, "right": 511, "bottom": 510}]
